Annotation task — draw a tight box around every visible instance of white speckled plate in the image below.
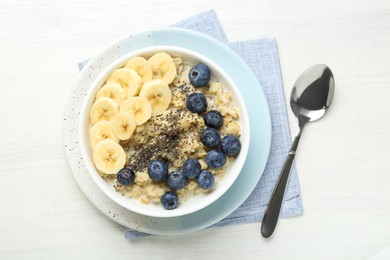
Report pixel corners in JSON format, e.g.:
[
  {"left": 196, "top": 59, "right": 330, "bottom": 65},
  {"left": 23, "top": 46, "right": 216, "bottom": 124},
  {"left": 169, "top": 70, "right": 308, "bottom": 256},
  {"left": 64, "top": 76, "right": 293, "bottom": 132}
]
[{"left": 63, "top": 28, "right": 272, "bottom": 235}]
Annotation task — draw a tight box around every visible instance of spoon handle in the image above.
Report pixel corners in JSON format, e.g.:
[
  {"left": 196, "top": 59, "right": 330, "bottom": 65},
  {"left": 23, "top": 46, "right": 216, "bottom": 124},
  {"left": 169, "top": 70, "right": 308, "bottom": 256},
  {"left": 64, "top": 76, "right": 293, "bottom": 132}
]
[{"left": 261, "top": 126, "right": 304, "bottom": 238}]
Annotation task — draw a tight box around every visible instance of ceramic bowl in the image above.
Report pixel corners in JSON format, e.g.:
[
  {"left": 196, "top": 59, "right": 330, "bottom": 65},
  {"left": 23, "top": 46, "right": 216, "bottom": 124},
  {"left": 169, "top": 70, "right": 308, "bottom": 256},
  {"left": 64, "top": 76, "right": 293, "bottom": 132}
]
[{"left": 79, "top": 46, "right": 250, "bottom": 218}]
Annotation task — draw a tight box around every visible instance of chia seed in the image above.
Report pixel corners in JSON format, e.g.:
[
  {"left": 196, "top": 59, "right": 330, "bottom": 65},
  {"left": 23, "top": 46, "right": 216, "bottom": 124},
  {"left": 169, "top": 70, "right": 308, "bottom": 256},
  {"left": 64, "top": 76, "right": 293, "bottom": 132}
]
[{"left": 127, "top": 108, "right": 184, "bottom": 172}]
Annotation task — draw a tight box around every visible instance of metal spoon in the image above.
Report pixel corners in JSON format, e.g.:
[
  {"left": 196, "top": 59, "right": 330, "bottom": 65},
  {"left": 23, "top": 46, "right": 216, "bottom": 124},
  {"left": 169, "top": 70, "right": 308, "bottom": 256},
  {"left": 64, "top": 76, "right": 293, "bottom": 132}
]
[{"left": 261, "top": 64, "right": 335, "bottom": 238}]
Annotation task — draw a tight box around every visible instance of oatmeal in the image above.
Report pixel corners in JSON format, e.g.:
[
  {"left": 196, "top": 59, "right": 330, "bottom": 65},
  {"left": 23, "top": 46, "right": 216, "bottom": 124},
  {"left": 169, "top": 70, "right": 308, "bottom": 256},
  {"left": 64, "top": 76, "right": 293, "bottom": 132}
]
[{"left": 89, "top": 52, "right": 241, "bottom": 209}]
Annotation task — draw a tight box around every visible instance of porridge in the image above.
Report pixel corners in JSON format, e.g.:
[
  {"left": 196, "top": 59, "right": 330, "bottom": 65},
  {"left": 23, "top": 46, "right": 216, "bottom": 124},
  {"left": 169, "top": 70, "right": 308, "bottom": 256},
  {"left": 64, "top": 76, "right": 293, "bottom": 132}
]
[{"left": 89, "top": 52, "right": 242, "bottom": 210}]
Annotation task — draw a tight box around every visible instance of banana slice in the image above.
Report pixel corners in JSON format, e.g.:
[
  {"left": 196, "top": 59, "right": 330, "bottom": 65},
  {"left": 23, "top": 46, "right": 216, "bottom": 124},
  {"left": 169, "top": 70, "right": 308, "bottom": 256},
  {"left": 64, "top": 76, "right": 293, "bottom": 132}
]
[
  {"left": 110, "top": 112, "right": 136, "bottom": 140},
  {"left": 139, "top": 79, "right": 172, "bottom": 116},
  {"left": 96, "top": 82, "right": 126, "bottom": 105},
  {"left": 89, "top": 120, "right": 119, "bottom": 149},
  {"left": 125, "top": 57, "right": 153, "bottom": 84},
  {"left": 92, "top": 139, "right": 126, "bottom": 175},
  {"left": 120, "top": 97, "right": 152, "bottom": 125},
  {"left": 148, "top": 52, "right": 177, "bottom": 84},
  {"left": 107, "top": 68, "right": 142, "bottom": 97},
  {"left": 90, "top": 97, "right": 118, "bottom": 125}
]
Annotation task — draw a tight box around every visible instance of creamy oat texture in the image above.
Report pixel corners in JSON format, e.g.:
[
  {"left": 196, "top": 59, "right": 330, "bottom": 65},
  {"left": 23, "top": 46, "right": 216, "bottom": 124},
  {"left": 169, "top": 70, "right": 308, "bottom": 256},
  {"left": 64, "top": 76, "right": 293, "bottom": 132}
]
[{"left": 112, "top": 56, "right": 241, "bottom": 205}]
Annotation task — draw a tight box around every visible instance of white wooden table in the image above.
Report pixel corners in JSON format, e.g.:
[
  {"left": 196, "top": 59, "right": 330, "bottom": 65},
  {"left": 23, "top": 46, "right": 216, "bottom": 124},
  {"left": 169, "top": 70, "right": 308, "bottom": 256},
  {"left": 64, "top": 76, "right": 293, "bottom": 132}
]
[{"left": 1, "top": 0, "right": 390, "bottom": 259}]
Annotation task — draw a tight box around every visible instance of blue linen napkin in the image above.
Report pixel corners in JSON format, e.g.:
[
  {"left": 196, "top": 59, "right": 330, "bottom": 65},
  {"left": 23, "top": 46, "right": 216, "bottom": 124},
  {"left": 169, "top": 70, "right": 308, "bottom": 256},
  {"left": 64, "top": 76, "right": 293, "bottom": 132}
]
[{"left": 79, "top": 9, "right": 303, "bottom": 238}]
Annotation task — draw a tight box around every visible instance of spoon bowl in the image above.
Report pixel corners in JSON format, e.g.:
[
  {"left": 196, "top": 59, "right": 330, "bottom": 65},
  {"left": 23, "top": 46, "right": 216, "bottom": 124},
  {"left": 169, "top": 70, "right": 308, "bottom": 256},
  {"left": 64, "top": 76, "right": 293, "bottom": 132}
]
[
  {"left": 261, "top": 64, "right": 335, "bottom": 238},
  {"left": 291, "top": 64, "right": 335, "bottom": 123}
]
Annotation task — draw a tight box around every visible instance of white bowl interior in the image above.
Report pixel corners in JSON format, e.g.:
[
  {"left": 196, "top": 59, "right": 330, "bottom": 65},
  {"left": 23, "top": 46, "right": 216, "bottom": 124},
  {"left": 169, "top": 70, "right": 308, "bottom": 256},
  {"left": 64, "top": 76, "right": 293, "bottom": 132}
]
[{"left": 79, "top": 46, "right": 250, "bottom": 218}]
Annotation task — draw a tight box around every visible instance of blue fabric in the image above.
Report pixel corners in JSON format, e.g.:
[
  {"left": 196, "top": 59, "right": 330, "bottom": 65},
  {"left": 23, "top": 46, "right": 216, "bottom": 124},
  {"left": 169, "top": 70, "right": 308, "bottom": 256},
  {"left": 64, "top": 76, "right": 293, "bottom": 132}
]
[{"left": 79, "top": 9, "right": 303, "bottom": 239}]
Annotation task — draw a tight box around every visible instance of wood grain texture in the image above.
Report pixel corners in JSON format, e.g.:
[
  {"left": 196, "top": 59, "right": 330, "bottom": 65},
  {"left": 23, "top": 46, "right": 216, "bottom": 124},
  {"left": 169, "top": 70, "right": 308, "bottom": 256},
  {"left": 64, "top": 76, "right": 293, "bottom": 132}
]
[{"left": 0, "top": 0, "right": 390, "bottom": 259}]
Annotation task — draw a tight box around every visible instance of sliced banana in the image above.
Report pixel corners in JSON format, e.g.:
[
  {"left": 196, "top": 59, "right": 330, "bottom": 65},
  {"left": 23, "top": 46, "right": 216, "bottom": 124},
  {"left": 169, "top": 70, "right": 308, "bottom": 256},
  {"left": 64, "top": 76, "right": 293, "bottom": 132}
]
[
  {"left": 125, "top": 56, "right": 153, "bottom": 84},
  {"left": 89, "top": 120, "right": 119, "bottom": 149},
  {"left": 120, "top": 97, "right": 152, "bottom": 126},
  {"left": 92, "top": 139, "right": 126, "bottom": 175},
  {"left": 96, "top": 82, "right": 126, "bottom": 105},
  {"left": 110, "top": 112, "right": 136, "bottom": 140},
  {"left": 107, "top": 68, "right": 142, "bottom": 97},
  {"left": 139, "top": 79, "right": 172, "bottom": 116},
  {"left": 90, "top": 97, "right": 118, "bottom": 125},
  {"left": 148, "top": 52, "right": 177, "bottom": 84}
]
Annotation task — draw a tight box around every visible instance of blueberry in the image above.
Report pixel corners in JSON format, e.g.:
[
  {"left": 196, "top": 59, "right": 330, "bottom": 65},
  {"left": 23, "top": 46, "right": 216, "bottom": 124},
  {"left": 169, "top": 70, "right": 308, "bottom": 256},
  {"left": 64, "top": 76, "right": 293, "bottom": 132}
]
[
  {"left": 206, "top": 150, "right": 226, "bottom": 169},
  {"left": 116, "top": 167, "right": 135, "bottom": 186},
  {"left": 200, "top": 127, "right": 221, "bottom": 147},
  {"left": 167, "top": 170, "right": 188, "bottom": 190},
  {"left": 197, "top": 170, "right": 215, "bottom": 190},
  {"left": 160, "top": 191, "right": 178, "bottom": 210},
  {"left": 221, "top": 135, "right": 242, "bottom": 157},
  {"left": 189, "top": 63, "right": 211, "bottom": 87},
  {"left": 148, "top": 159, "right": 168, "bottom": 182},
  {"left": 186, "top": 93, "right": 208, "bottom": 113},
  {"left": 204, "top": 110, "right": 224, "bottom": 129},
  {"left": 182, "top": 158, "right": 201, "bottom": 179}
]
